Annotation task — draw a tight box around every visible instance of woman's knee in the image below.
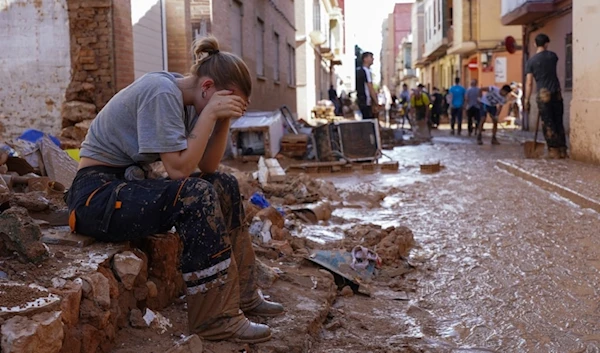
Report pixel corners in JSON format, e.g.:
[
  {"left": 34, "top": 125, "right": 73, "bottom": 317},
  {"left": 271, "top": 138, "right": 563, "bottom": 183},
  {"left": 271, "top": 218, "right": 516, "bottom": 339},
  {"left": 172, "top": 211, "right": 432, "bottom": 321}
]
[{"left": 180, "top": 178, "right": 218, "bottom": 205}]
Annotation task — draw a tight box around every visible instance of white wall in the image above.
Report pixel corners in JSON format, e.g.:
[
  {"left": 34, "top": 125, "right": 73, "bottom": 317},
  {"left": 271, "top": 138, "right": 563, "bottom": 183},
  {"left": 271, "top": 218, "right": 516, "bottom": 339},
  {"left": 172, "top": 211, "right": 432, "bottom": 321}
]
[
  {"left": 132, "top": 0, "right": 167, "bottom": 78},
  {"left": 0, "top": 0, "right": 71, "bottom": 140},
  {"left": 295, "top": 0, "right": 319, "bottom": 121}
]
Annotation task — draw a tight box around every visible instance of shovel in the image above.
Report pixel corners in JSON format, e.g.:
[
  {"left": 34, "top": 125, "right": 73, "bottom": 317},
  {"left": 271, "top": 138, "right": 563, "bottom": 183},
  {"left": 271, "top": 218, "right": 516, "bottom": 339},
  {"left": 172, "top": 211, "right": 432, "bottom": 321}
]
[{"left": 524, "top": 112, "right": 545, "bottom": 158}]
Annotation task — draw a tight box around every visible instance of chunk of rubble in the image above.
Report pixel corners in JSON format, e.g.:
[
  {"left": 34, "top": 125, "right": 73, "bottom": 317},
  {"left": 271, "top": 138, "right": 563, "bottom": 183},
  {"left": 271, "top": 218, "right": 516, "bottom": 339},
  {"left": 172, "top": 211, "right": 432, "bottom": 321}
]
[
  {"left": 80, "top": 272, "right": 111, "bottom": 309},
  {"left": 112, "top": 251, "right": 143, "bottom": 290},
  {"left": 376, "top": 226, "right": 415, "bottom": 265},
  {"left": 0, "top": 311, "right": 64, "bottom": 353},
  {"left": 0, "top": 207, "right": 49, "bottom": 263}
]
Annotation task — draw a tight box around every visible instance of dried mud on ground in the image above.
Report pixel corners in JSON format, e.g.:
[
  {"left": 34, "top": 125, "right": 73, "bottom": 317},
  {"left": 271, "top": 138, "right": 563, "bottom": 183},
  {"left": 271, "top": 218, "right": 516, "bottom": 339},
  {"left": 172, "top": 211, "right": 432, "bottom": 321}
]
[{"left": 106, "top": 164, "right": 422, "bottom": 353}]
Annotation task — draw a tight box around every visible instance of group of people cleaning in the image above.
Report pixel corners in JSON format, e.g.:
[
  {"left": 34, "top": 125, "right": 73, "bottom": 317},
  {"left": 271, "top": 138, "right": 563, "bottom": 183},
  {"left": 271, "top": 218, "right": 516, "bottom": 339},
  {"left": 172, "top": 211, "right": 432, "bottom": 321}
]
[
  {"left": 386, "top": 79, "right": 520, "bottom": 144},
  {"left": 356, "top": 32, "right": 568, "bottom": 159}
]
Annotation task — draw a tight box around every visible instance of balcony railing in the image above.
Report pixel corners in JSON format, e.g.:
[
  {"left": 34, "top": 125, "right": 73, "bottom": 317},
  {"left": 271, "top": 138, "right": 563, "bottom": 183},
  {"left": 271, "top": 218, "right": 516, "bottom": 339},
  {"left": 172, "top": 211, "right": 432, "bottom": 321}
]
[{"left": 501, "top": 0, "right": 556, "bottom": 25}]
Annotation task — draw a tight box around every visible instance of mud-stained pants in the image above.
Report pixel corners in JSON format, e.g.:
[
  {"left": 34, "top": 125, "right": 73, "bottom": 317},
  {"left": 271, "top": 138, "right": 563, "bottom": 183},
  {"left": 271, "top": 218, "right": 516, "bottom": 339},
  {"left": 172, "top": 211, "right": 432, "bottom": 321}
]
[
  {"left": 65, "top": 166, "right": 261, "bottom": 338},
  {"left": 537, "top": 90, "right": 567, "bottom": 150}
]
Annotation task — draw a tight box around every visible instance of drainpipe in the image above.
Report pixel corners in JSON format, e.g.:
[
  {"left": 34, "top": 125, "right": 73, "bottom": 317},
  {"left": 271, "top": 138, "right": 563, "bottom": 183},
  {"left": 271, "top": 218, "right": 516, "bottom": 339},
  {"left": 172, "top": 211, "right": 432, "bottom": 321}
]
[
  {"left": 522, "top": 24, "right": 530, "bottom": 131},
  {"left": 160, "top": 0, "right": 168, "bottom": 71},
  {"left": 468, "top": 0, "right": 473, "bottom": 41}
]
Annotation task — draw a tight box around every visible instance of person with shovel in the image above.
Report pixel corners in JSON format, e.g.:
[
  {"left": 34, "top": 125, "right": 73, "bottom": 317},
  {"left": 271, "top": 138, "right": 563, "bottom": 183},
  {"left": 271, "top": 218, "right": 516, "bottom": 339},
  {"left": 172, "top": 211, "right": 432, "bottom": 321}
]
[
  {"left": 477, "top": 85, "right": 512, "bottom": 145},
  {"left": 65, "top": 36, "right": 283, "bottom": 343},
  {"left": 524, "top": 33, "right": 568, "bottom": 159}
]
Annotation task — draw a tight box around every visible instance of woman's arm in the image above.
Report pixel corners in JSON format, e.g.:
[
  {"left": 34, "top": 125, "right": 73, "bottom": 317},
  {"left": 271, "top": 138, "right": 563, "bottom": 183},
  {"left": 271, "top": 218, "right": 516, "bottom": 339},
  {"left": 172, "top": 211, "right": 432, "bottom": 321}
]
[
  {"left": 160, "top": 91, "right": 245, "bottom": 179},
  {"left": 198, "top": 118, "right": 231, "bottom": 173},
  {"left": 160, "top": 110, "right": 217, "bottom": 180}
]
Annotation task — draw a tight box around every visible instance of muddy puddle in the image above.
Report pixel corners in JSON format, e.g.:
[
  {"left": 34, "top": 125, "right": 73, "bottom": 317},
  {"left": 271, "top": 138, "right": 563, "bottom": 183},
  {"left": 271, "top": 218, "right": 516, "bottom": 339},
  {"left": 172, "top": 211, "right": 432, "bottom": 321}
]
[{"left": 304, "top": 135, "right": 600, "bottom": 353}]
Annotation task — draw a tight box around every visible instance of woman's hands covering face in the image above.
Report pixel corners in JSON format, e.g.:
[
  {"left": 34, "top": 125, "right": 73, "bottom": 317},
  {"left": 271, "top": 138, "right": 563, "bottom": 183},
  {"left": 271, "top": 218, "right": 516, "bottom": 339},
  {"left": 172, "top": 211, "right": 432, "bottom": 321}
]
[{"left": 204, "top": 90, "right": 247, "bottom": 121}]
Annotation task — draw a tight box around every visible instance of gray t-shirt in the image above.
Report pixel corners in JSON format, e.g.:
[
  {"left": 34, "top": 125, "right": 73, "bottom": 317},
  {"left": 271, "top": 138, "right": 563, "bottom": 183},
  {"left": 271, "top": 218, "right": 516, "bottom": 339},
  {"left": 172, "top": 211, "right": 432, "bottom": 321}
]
[
  {"left": 80, "top": 72, "right": 198, "bottom": 166},
  {"left": 465, "top": 87, "right": 480, "bottom": 109}
]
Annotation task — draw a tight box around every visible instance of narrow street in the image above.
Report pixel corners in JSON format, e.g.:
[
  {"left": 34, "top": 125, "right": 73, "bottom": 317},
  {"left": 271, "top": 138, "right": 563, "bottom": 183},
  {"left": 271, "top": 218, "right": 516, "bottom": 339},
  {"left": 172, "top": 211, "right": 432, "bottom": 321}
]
[{"left": 306, "top": 130, "right": 600, "bottom": 353}]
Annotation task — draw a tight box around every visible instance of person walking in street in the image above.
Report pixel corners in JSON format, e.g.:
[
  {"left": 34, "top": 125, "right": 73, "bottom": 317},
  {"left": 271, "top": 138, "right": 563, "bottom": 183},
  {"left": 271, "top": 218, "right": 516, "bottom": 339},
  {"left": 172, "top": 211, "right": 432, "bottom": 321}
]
[
  {"left": 525, "top": 33, "right": 568, "bottom": 158},
  {"left": 509, "top": 82, "right": 523, "bottom": 125},
  {"left": 477, "top": 84, "right": 512, "bottom": 145},
  {"left": 399, "top": 83, "right": 412, "bottom": 129},
  {"left": 65, "top": 36, "right": 283, "bottom": 344},
  {"left": 449, "top": 78, "right": 466, "bottom": 135},
  {"left": 410, "top": 83, "right": 431, "bottom": 141},
  {"left": 465, "top": 79, "right": 481, "bottom": 136},
  {"left": 356, "top": 52, "right": 379, "bottom": 120},
  {"left": 329, "top": 84, "right": 342, "bottom": 116},
  {"left": 430, "top": 87, "right": 444, "bottom": 129}
]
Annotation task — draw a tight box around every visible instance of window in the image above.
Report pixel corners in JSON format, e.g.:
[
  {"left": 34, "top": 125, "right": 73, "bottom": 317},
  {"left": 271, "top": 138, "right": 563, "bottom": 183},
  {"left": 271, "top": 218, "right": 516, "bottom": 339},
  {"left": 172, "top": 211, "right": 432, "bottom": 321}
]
[
  {"left": 313, "top": 0, "right": 321, "bottom": 31},
  {"left": 438, "top": 0, "right": 442, "bottom": 30},
  {"left": 287, "top": 43, "right": 296, "bottom": 86},
  {"left": 274, "top": 32, "right": 280, "bottom": 82},
  {"left": 433, "top": 1, "right": 437, "bottom": 34},
  {"left": 231, "top": 1, "right": 243, "bottom": 56},
  {"left": 565, "top": 33, "right": 572, "bottom": 90},
  {"left": 256, "top": 18, "right": 265, "bottom": 77}
]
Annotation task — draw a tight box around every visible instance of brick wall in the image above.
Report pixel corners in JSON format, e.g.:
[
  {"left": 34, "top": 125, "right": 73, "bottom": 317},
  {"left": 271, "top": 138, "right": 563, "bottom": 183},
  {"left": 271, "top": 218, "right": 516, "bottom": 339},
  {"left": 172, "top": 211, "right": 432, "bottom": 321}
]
[
  {"left": 60, "top": 0, "right": 135, "bottom": 148},
  {"left": 208, "top": 0, "right": 297, "bottom": 113},
  {"left": 113, "top": 0, "right": 135, "bottom": 91},
  {"left": 166, "top": 0, "right": 193, "bottom": 75}
]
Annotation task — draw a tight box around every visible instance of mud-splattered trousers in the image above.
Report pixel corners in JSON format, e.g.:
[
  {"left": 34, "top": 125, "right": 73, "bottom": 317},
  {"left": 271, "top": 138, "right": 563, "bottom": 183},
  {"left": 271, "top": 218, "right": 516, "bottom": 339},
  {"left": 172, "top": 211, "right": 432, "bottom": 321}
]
[
  {"left": 537, "top": 90, "right": 567, "bottom": 150},
  {"left": 65, "top": 166, "right": 261, "bottom": 337}
]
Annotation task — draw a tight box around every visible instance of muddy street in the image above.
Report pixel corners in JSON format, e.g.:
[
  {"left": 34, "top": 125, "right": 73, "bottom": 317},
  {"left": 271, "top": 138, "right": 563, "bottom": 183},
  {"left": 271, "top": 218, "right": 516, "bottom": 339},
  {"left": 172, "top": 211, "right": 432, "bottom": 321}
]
[{"left": 306, "top": 132, "right": 600, "bottom": 353}]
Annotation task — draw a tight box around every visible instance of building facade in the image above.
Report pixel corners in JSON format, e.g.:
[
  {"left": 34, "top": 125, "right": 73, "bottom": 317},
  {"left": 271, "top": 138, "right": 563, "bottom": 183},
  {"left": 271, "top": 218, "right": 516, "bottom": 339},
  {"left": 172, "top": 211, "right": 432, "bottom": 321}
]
[
  {"left": 294, "top": 0, "right": 344, "bottom": 121},
  {"left": 501, "top": 0, "right": 572, "bottom": 132},
  {"left": 381, "top": 3, "right": 412, "bottom": 95},
  {"left": 192, "top": 0, "right": 297, "bottom": 113},
  {"left": 438, "top": 0, "right": 523, "bottom": 122},
  {"left": 570, "top": 1, "right": 599, "bottom": 163}
]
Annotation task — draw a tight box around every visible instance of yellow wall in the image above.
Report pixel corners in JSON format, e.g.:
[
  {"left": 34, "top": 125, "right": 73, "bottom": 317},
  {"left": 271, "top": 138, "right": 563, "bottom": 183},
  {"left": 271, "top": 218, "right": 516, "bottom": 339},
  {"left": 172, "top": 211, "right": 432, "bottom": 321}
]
[{"left": 477, "top": 0, "right": 522, "bottom": 47}]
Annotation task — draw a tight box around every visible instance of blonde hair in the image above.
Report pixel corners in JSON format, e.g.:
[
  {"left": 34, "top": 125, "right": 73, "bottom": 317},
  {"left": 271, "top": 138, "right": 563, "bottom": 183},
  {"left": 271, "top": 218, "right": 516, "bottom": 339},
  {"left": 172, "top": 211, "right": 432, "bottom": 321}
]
[{"left": 190, "top": 36, "right": 252, "bottom": 98}]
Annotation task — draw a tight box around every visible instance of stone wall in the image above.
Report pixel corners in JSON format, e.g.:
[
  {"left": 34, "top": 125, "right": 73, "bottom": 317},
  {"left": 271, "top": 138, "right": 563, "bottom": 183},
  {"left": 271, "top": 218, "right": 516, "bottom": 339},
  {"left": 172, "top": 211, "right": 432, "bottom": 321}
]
[
  {"left": 0, "top": 0, "right": 72, "bottom": 141},
  {"left": 0, "top": 233, "right": 184, "bottom": 353}
]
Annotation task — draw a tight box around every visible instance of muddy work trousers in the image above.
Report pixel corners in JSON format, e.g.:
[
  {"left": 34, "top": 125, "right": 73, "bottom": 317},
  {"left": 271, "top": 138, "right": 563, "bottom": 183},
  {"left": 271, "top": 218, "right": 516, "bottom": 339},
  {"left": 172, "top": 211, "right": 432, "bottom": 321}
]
[
  {"left": 537, "top": 91, "right": 567, "bottom": 149},
  {"left": 65, "top": 166, "right": 261, "bottom": 336}
]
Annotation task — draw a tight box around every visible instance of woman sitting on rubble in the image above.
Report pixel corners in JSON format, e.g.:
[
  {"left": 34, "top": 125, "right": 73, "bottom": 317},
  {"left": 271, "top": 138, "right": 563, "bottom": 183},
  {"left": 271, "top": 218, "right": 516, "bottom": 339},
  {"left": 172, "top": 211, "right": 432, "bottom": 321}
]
[{"left": 65, "top": 36, "right": 283, "bottom": 343}]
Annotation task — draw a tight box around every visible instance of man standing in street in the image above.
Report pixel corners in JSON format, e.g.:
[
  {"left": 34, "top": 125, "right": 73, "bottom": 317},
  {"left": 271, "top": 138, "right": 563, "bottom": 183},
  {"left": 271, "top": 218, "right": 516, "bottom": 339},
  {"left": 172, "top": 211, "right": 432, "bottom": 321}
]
[
  {"left": 525, "top": 33, "right": 568, "bottom": 158},
  {"left": 356, "top": 52, "right": 379, "bottom": 120},
  {"left": 465, "top": 79, "right": 481, "bottom": 136},
  {"left": 410, "top": 83, "right": 431, "bottom": 141},
  {"left": 477, "top": 85, "right": 512, "bottom": 145},
  {"left": 430, "top": 87, "right": 444, "bottom": 129},
  {"left": 449, "top": 77, "right": 466, "bottom": 135}
]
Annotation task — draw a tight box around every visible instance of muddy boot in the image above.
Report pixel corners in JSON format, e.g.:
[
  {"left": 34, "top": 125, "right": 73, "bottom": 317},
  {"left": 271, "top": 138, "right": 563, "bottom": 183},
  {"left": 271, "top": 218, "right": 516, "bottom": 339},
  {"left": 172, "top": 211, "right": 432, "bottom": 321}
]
[
  {"left": 230, "top": 226, "right": 285, "bottom": 316},
  {"left": 477, "top": 134, "right": 483, "bottom": 145},
  {"left": 559, "top": 147, "right": 569, "bottom": 159},
  {"left": 244, "top": 290, "right": 285, "bottom": 317},
  {"left": 186, "top": 256, "right": 272, "bottom": 343},
  {"left": 546, "top": 147, "right": 560, "bottom": 159},
  {"left": 491, "top": 137, "right": 500, "bottom": 145}
]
